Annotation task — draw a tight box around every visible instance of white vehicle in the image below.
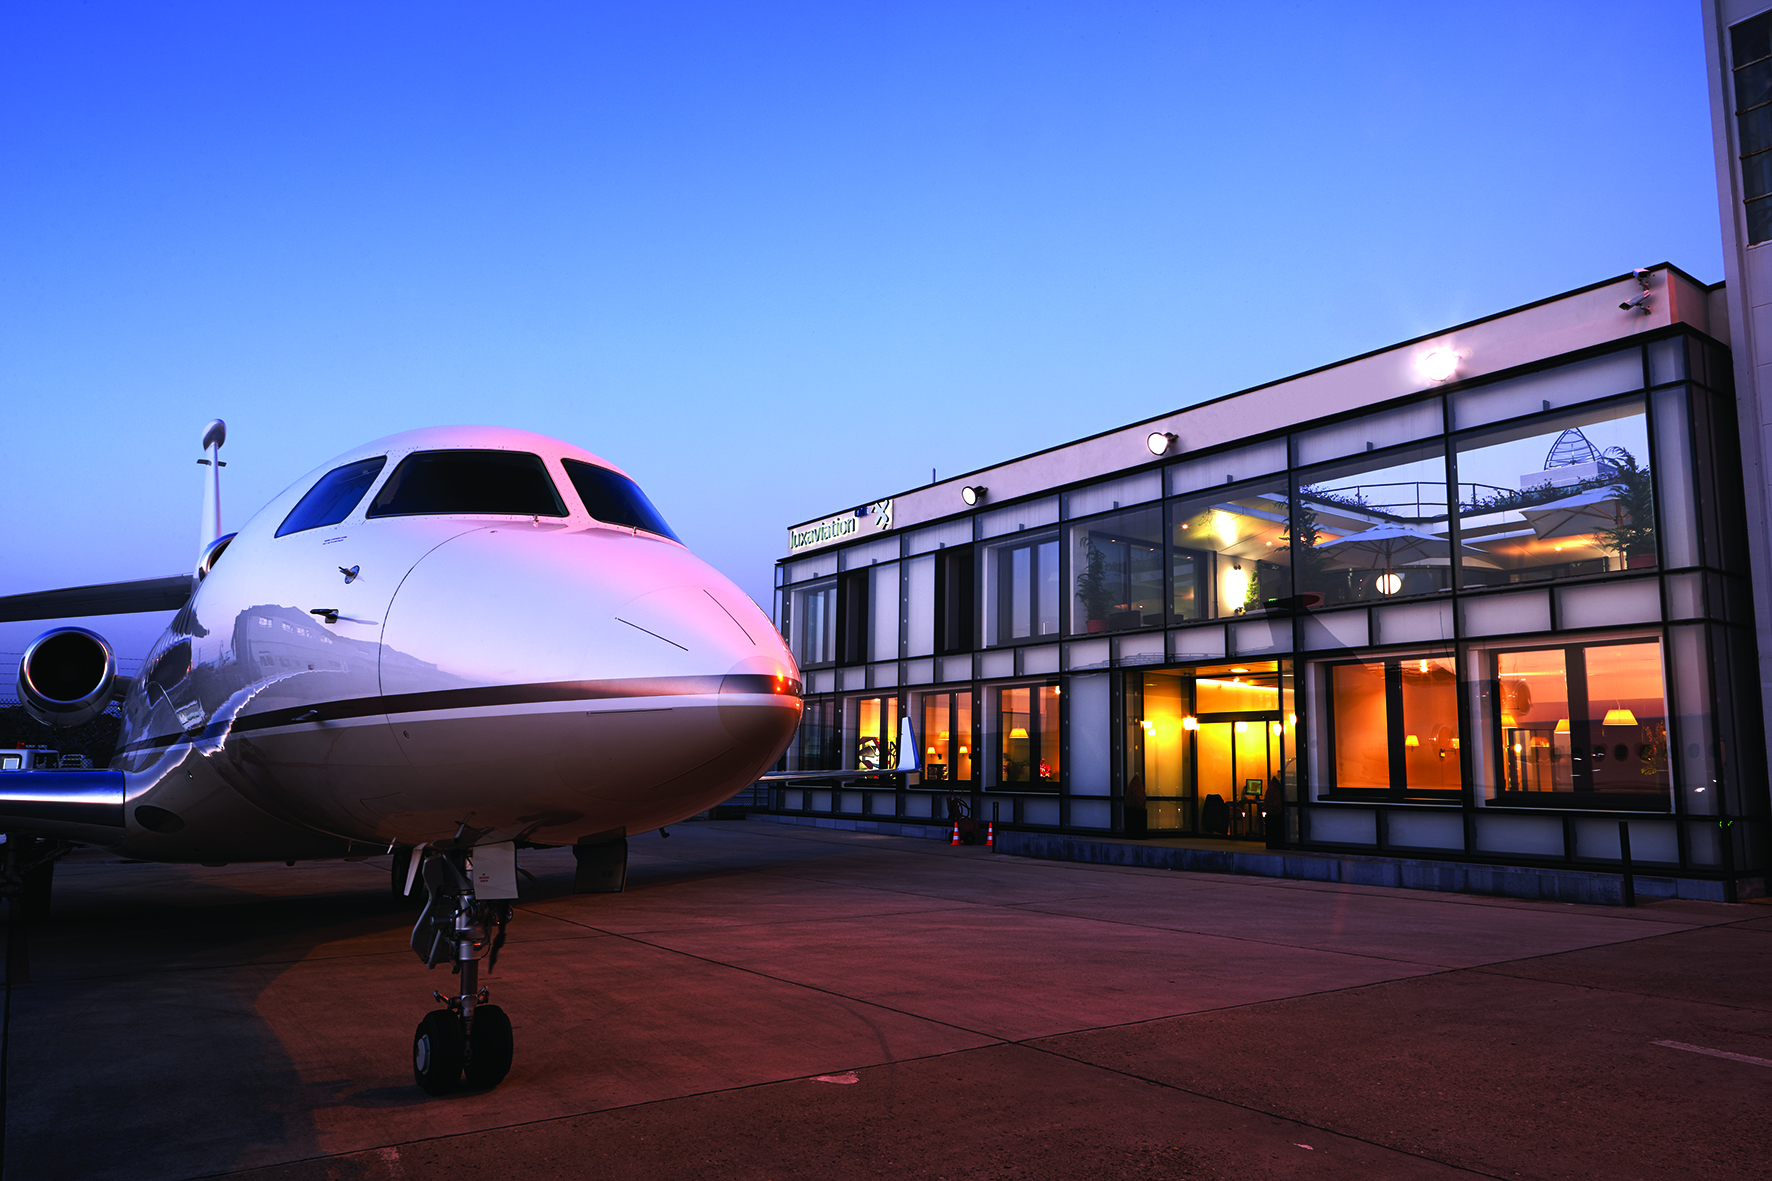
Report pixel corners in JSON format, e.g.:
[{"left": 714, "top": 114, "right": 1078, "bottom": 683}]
[{"left": 0, "top": 422, "right": 802, "bottom": 1093}]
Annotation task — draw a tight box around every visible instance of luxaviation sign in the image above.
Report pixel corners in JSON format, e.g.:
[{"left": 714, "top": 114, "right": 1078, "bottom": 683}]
[{"left": 789, "top": 499, "right": 895, "bottom": 553}]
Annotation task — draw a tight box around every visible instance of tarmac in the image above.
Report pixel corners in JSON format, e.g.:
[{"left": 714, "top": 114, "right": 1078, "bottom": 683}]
[{"left": 3, "top": 819, "right": 1769, "bottom": 1181}]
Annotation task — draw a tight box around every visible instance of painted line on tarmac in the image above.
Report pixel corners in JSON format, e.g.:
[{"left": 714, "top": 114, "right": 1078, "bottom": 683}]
[{"left": 1653, "top": 1039, "right": 1772, "bottom": 1068}]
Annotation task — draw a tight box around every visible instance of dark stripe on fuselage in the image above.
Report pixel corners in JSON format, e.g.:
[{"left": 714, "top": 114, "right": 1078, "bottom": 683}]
[{"left": 118, "top": 673, "right": 802, "bottom": 756}]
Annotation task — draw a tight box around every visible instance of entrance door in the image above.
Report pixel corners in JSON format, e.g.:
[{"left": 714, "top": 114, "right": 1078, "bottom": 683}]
[{"left": 1194, "top": 718, "right": 1278, "bottom": 837}]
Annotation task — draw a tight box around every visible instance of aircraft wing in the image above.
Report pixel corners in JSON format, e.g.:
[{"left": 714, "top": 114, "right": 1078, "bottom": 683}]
[
  {"left": 0, "top": 575, "right": 194, "bottom": 623},
  {"left": 755, "top": 717, "right": 920, "bottom": 782}
]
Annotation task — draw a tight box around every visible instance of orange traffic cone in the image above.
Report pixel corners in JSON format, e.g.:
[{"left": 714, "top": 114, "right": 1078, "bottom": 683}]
[
  {"left": 985, "top": 820, "right": 995, "bottom": 848},
  {"left": 950, "top": 819, "right": 961, "bottom": 845}
]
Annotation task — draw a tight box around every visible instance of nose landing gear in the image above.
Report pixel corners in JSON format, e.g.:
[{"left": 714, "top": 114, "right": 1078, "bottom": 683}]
[{"left": 409, "top": 839, "right": 515, "bottom": 1094}]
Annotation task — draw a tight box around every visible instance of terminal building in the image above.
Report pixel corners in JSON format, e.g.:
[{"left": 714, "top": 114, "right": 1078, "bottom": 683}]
[{"left": 762, "top": 265, "right": 1768, "bottom": 901}]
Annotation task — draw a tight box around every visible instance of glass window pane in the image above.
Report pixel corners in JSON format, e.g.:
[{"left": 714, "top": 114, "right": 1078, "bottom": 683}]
[
  {"left": 979, "top": 496, "right": 1058, "bottom": 539},
  {"left": 790, "top": 582, "right": 836, "bottom": 665},
  {"left": 921, "top": 694, "right": 952, "bottom": 781},
  {"left": 1070, "top": 507, "right": 1163, "bottom": 634},
  {"left": 1583, "top": 642, "right": 1670, "bottom": 804},
  {"left": 1736, "top": 56, "right": 1772, "bottom": 111},
  {"left": 1745, "top": 148, "right": 1772, "bottom": 202},
  {"left": 1740, "top": 103, "right": 1772, "bottom": 157},
  {"left": 1497, "top": 648, "right": 1571, "bottom": 796},
  {"left": 982, "top": 531, "right": 1058, "bottom": 646},
  {"left": 1733, "top": 14, "right": 1772, "bottom": 70},
  {"left": 1399, "top": 657, "right": 1460, "bottom": 792},
  {"left": 1000, "top": 688, "right": 1031, "bottom": 783},
  {"left": 849, "top": 695, "right": 898, "bottom": 771},
  {"left": 1748, "top": 194, "right": 1772, "bottom": 246},
  {"left": 561, "top": 459, "right": 678, "bottom": 539},
  {"left": 955, "top": 693, "right": 973, "bottom": 781},
  {"left": 1038, "top": 540, "right": 1060, "bottom": 637},
  {"left": 1036, "top": 685, "right": 1061, "bottom": 784},
  {"left": 1331, "top": 662, "right": 1389, "bottom": 790},
  {"left": 368, "top": 450, "right": 567, "bottom": 518},
  {"left": 276, "top": 457, "right": 387, "bottom": 537},
  {"left": 1455, "top": 400, "right": 1655, "bottom": 587},
  {"left": 1295, "top": 444, "right": 1450, "bottom": 607},
  {"left": 1170, "top": 482, "right": 1294, "bottom": 620}
]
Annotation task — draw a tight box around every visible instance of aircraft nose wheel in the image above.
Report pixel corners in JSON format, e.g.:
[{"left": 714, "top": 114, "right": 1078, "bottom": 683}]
[{"left": 409, "top": 841, "right": 515, "bottom": 1095}]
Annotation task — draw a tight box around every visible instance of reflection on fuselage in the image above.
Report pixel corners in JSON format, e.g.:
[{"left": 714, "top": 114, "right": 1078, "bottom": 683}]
[{"left": 107, "top": 426, "right": 802, "bottom": 863}]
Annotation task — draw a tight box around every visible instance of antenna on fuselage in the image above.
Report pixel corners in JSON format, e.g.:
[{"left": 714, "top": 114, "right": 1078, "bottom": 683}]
[{"left": 197, "top": 419, "right": 227, "bottom": 554}]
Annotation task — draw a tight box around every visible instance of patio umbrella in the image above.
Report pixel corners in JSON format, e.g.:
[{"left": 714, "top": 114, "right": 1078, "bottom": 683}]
[
  {"left": 1313, "top": 522, "right": 1455, "bottom": 570},
  {"left": 1517, "top": 485, "right": 1628, "bottom": 541}
]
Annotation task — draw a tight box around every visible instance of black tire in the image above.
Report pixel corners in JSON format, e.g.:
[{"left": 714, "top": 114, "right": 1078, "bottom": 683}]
[
  {"left": 463, "top": 1004, "right": 513, "bottom": 1090},
  {"left": 413, "top": 1009, "right": 464, "bottom": 1095}
]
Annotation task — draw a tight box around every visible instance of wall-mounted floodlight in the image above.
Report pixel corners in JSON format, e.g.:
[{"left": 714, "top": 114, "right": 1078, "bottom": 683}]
[
  {"left": 1147, "top": 431, "right": 1177, "bottom": 456},
  {"left": 961, "top": 485, "right": 987, "bottom": 506},
  {"left": 1416, "top": 348, "right": 1460, "bottom": 384}
]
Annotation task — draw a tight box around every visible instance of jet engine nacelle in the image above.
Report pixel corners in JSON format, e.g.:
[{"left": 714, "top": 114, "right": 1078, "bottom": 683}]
[{"left": 17, "top": 627, "right": 119, "bottom": 727}]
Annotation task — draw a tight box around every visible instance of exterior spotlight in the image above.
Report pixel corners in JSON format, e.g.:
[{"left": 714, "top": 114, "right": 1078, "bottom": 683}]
[
  {"left": 1417, "top": 348, "right": 1460, "bottom": 383},
  {"left": 961, "top": 485, "right": 987, "bottom": 506},
  {"left": 1375, "top": 572, "right": 1403, "bottom": 595},
  {"left": 1147, "top": 431, "right": 1177, "bottom": 456}
]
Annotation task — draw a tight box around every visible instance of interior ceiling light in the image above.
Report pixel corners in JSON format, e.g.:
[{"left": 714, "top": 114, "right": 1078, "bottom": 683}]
[
  {"left": 961, "top": 485, "right": 987, "bottom": 506},
  {"left": 1603, "top": 708, "right": 1639, "bottom": 727},
  {"left": 1417, "top": 347, "right": 1461, "bottom": 384},
  {"left": 1147, "top": 431, "right": 1177, "bottom": 456}
]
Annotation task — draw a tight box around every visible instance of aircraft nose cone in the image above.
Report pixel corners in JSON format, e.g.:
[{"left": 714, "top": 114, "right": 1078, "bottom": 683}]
[{"left": 381, "top": 525, "right": 794, "bottom": 694}]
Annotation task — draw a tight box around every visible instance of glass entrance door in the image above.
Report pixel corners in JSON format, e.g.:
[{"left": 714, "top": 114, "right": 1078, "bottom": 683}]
[{"left": 1194, "top": 718, "right": 1279, "bottom": 837}]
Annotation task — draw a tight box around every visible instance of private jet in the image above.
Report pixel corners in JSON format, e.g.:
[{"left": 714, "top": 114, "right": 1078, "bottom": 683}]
[{"left": 0, "top": 422, "right": 803, "bottom": 1093}]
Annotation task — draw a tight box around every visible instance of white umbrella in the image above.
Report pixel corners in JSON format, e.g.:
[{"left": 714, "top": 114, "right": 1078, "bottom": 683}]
[
  {"left": 1313, "top": 522, "right": 1455, "bottom": 570},
  {"left": 1517, "top": 486, "right": 1628, "bottom": 541}
]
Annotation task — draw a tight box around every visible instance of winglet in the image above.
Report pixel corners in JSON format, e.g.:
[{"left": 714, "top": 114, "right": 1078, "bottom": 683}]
[{"left": 895, "top": 716, "right": 919, "bottom": 773}]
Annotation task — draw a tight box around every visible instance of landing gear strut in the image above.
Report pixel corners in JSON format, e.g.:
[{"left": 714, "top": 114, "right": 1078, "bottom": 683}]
[{"left": 409, "top": 838, "right": 514, "bottom": 1094}]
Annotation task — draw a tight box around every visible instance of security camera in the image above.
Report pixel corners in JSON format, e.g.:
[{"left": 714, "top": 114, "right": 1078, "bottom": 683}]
[
  {"left": 1619, "top": 291, "right": 1651, "bottom": 312},
  {"left": 1631, "top": 267, "right": 1652, "bottom": 287}
]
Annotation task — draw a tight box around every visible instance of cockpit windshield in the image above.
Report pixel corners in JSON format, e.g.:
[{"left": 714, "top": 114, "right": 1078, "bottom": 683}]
[
  {"left": 276, "top": 457, "right": 388, "bottom": 537},
  {"left": 561, "top": 459, "right": 679, "bottom": 540},
  {"left": 367, "top": 450, "right": 568, "bottom": 519}
]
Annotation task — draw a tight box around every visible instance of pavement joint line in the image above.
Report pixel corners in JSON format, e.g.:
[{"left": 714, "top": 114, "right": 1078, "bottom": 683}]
[
  {"left": 1460, "top": 960, "right": 1772, "bottom": 1016},
  {"left": 1653, "top": 1039, "right": 1772, "bottom": 1067},
  {"left": 1012, "top": 1031, "right": 1512, "bottom": 1181}
]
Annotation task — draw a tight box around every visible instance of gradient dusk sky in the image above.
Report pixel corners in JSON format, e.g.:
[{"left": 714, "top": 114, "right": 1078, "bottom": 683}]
[{"left": 0, "top": 2, "right": 1728, "bottom": 668}]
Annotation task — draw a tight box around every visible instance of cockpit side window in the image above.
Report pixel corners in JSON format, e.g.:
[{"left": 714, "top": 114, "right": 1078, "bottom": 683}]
[
  {"left": 561, "top": 459, "right": 680, "bottom": 540},
  {"left": 275, "top": 457, "right": 388, "bottom": 537},
  {"left": 366, "top": 450, "right": 568, "bottom": 518}
]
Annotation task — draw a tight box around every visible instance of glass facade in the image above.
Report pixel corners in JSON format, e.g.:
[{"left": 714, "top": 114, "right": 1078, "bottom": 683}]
[{"left": 771, "top": 325, "right": 1763, "bottom": 887}]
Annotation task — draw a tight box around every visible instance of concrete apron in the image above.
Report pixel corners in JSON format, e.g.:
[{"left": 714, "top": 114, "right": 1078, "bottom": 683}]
[{"left": 746, "top": 812, "right": 1757, "bottom": 905}]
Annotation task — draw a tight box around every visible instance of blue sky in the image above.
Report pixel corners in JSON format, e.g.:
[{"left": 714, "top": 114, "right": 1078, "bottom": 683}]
[{"left": 0, "top": 1, "right": 1728, "bottom": 667}]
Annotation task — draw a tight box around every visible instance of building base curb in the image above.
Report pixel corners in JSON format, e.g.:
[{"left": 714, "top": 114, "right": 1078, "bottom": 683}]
[{"left": 740, "top": 813, "right": 1759, "bottom": 906}]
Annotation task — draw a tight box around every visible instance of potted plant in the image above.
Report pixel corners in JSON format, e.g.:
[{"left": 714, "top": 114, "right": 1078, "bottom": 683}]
[
  {"left": 1076, "top": 539, "right": 1116, "bottom": 632},
  {"left": 1598, "top": 449, "right": 1657, "bottom": 570}
]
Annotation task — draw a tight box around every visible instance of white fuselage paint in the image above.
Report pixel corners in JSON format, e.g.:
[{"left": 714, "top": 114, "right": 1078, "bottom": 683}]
[{"left": 107, "top": 426, "right": 802, "bottom": 862}]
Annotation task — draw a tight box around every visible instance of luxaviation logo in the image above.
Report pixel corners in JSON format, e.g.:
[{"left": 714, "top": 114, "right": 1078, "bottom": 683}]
[{"left": 789, "top": 499, "right": 895, "bottom": 553}]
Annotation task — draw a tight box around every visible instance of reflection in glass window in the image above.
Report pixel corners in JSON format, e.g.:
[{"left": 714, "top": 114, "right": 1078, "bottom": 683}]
[
  {"left": 790, "top": 698, "right": 838, "bottom": 771},
  {"left": 983, "top": 533, "right": 1059, "bottom": 646},
  {"left": 1070, "top": 508, "right": 1163, "bottom": 634},
  {"left": 1456, "top": 401, "right": 1656, "bottom": 586},
  {"left": 276, "top": 457, "right": 387, "bottom": 537},
  {"left": 1293, "top": 444, "right": 1451, "bottom": 608},
  {"left": 367, "top": 451, "right": 567, "bottom": 518},
  {"left": 1323, "top": 655, "right": 1459, "bottom": 797},
  {"left": 1494, "top": 640, "right": 1670, "bottom": 809},
  {"left": 846, "top": 695, "right": 900, "bottom": 771},
  {"left": 919, "top": 690, "right": 973, "bottom": 783},
  {"left": 1169, "top": 485, "right": 1292, "bottom": 620},
  {"left": 787, "top": 581, "right": 836, "bottom": 665},
  {"left": 561, "top": 459, "right": 679, "bottom": 540},
  {"left": 997, "top": 685, "right": 1060, "bottom": 788}
]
